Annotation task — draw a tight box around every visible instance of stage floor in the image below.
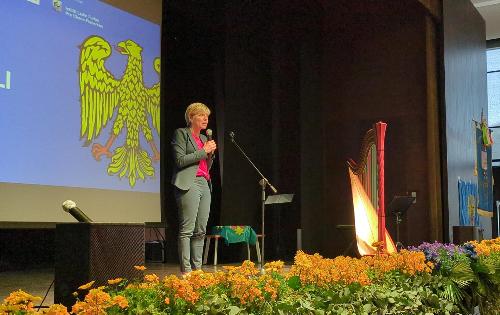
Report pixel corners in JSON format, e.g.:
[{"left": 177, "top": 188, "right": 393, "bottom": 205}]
[{"left": 0, "top": 263, "right": 231, "bottom": 307}]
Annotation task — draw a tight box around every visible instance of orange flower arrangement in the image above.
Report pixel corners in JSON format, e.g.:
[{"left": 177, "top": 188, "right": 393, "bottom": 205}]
[
  {"left": 228, "top": 273, "right": 263, "bottom": 305},
  {"left": 264, "top": 260, "right": 285, "bottom": 274},
  {"left": 363, "top": 250, "right": 433, "bottom": 277},
  {"left": 72, "top": 287, "right": 112, "bottom": 314},
  {"left": 1, "top": 289, "right": 41, "bottom": 312},
  {"left": 260, "top": 274, "right": 280, "bottom": 300},
  {"left": 3, "top": 241, "right": 497, "bottom": 314},
  {"left": 44, "top": 303, "right": 70, "bottom": 315},
  {"left": 289, "top": 250, "right": 433, "bottom": 287},
  {"left": 112, "top": 295, "right": 129, "bottom": 309},
  {"left": 224, "top": 260, "right": 261, "bottom": 277},
  {"left": 328, "top": 255, "right": 371, "bottom": 285},
  {"left": 221, "top": 261, "right": 266, "bottom": 304},
  {"left": 182, "top": 270, "right": 222, "bottom": 290},
  {"left": 71, "top": 287, "right": 129, "bottom": 314},
  {"left": 288, "top": 251, "right": 371, "bottom": 286},
  {"left": 163, "top": 275, "right": 200, "bottom": 304},
  {"left": 144, "top": 273, "right": 160, "bottom": 284},
  {"left": 468, "top": 237, "right": 500, "bottom": 256}
]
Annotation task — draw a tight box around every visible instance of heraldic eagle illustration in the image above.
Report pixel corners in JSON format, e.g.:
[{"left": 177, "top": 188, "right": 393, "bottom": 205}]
[{"left": 79, "top": 35, "right": 160, "bottom": 188}]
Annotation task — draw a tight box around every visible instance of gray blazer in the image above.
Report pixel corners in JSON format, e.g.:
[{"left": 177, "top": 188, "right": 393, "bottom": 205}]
[{"left": 171, "top": 127, "right": 213, "bottom": 190}]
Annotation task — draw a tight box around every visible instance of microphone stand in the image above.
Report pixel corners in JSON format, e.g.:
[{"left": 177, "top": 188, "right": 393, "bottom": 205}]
[{"left": 229, "top": 132, "right": 277, "bottom": 271}]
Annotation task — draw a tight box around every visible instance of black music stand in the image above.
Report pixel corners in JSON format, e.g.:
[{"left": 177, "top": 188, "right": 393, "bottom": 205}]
[
  {"left": 264, "top": 194, "right": 294, "bottom": 266},
  {"left": 387, "top": 195, "right": 415, "bottom": 250},
  {"left": 265, "top": 194, "right": 294, "bottom": 205}
]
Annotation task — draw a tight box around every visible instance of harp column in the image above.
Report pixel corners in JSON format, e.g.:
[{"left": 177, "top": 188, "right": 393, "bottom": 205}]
[{"left": 375, "top": 122, "right": 387, "bottom": 251}]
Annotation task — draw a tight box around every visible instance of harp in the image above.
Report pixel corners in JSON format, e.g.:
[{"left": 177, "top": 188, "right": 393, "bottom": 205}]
[{"left": 347, "top": 122, "right": 396, "bottom": 255}]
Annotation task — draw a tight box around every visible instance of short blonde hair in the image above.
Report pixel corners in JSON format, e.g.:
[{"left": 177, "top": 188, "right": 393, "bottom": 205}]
[{"left": 185, "top": 102, "right": 211, "bottom": 126}]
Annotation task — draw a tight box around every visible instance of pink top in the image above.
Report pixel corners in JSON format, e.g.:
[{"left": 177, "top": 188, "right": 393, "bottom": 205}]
[{"left": 193, "top": 133, "right": 210, "bottom": 180}]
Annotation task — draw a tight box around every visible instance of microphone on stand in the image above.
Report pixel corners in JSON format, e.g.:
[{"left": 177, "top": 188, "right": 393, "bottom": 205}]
[
  {"left": 62, "top": 200, "right": 93, "bottom": 223},
  {"left": 228, "top": 131, "right": 277, "bottom": 193},
  {"left": 267, "top": 180, "right": 278, "bottom": 194},
  {"left": 226, "top": 129, "right": 280, "bottom": 270}
]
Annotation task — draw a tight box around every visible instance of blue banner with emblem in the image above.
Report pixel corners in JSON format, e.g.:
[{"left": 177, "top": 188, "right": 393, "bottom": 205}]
[
  {"left": 475, "top": 125, "right": 493, "bottom": 217},
  {"left": 458, "top": 179, "right": 479, "bottom": 226}
]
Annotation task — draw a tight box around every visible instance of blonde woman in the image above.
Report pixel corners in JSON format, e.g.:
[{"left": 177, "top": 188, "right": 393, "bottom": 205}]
[{"left": 171, "top": 102, "right": 216, "bottom": 273}]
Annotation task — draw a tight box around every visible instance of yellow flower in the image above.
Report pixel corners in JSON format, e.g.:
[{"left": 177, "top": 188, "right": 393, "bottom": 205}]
[
  {"left": 71, "top": 288, "right": 113, "bottom": 314},
  {"left": 260, "top": 275, "right": 280, "bottom": 300},
  {"left": 2, "top": 289, "right": 41, "bottom": 311},
  {"left": 288, "top": 252, "right": 371, "bottom": 287},
  {"left": 264, "top": 260, "right": 285, "bottom": 274},
  {"left": 138, "top": 282, "right": 156, "bottom": 289},
  {"left": 144, "top": 273, "right": 160, "bottom": 283},
  {"left": 183, "top": 270, "right": 221, "bottom": 290},
  {"left": 112, "top": 295, "right": 128, "bottom": 309},
  {"left": 134, "top": 265, "right": 147, "bottom": 271},
  {"left": 107, "top": 278, "right": 123, "bottom": 285},
  {"left": 85, "top": 288, "right": 111, "bottom": 304},
  {"left": 469, "top": 237, "right": 500, "bottom": 256},
  {"left": 44, "top": 303, "right": 70, "bottom": 315},
  {"left": 71, "top": 301, "right": 87, "bottom": 314},
  {"left": 163, "top": 275, "right": 200, "bottom": 304},
  {"left": 362, "top": 250, "right": 432, "bottom": 277},
  {"left": 77, "top": 280, "right": 95, "bottom": 290}
]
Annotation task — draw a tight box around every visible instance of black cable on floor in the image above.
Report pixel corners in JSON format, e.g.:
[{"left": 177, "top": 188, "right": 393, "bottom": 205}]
[{"left": 37, "top": 278, "right": 54, "bottom": 311}]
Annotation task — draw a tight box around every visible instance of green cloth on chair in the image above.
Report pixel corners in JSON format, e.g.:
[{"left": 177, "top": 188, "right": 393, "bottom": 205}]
[{"left": 211, "top": 226, "right": 257, "bottom": 245}]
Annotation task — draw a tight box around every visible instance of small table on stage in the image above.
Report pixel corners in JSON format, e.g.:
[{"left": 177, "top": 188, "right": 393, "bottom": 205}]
[{"left": 203, "top": 225, "right": 261, "bottom": 266}]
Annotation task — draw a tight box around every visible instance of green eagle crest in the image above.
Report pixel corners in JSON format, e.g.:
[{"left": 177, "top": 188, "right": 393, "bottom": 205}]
[{"left": 78, "top": 36, "right": 160, "bottom": 188}]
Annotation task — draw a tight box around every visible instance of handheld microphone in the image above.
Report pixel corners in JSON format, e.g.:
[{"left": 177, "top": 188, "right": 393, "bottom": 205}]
[
  {"left": 229, "top": 131, "right": 235, "bottom": 140},
  {"left": 206, "top": 129, "right": 214, "bottom": 160},
  {"left": 62, "top": 200, "right": 93, "bottom": 223}
]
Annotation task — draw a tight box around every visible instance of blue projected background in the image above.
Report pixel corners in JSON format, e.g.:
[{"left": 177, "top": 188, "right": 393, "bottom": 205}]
[{"left": 0, "top": 0, "right": 161, "bottom": 193}]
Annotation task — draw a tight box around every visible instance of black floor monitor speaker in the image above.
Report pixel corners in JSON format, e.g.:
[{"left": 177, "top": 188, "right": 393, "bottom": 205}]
[{"left": 55, "top": 223, "right": 145, "bottom": 307}]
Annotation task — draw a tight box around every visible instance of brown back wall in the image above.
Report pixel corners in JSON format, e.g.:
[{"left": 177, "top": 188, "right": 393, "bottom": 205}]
[{"left": 299, "top": 1, "right": 432, "bottom": 257}]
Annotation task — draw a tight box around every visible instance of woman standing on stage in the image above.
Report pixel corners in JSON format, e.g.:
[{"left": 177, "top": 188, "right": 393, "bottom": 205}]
[{"left": 171, "top": 102, "right": 216, "bottom": 274}]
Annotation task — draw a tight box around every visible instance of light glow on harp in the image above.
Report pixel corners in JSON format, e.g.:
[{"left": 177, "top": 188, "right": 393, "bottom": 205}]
[
  {"left": 349, "top": 168, "right": 396, "bottom": 255},
  {"left": 348, "top": 122, "right": 396, "bottom": 255}
]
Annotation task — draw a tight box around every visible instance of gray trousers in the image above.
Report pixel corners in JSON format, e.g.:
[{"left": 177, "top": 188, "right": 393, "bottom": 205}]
[{"left": 175, "top": 177, "right": 211, "bottom": 272}]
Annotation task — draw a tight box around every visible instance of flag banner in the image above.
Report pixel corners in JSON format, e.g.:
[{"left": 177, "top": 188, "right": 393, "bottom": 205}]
[
  {"left": 476, "top": 127, "right": 493, "bottom": 216},
  {"left": 458, "top": 179, "right": 479, "bottom": 226}
]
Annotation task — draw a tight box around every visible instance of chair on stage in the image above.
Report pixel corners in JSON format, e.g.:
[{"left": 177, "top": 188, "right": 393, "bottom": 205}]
[
  {"left": 347, "top": 121, "right": 397, "bottom": 255},
  {"left": 203, "top": 225, "right": 263, "bottom": 266}
]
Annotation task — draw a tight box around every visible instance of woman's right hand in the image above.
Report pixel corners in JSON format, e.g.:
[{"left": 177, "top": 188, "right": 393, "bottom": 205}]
[{"left": 203, "top": 140, "right": 217, "bottom": 154}]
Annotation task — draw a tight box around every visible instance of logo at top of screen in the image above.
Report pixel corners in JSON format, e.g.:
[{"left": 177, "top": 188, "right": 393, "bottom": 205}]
[{"left": 53, "top": 0, "right": 63, "bottom": 12}]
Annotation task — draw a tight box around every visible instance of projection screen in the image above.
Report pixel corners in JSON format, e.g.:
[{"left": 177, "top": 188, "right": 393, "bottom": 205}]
[{"left": 0, "top": 0, "right": 161, "bottom": 223}]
